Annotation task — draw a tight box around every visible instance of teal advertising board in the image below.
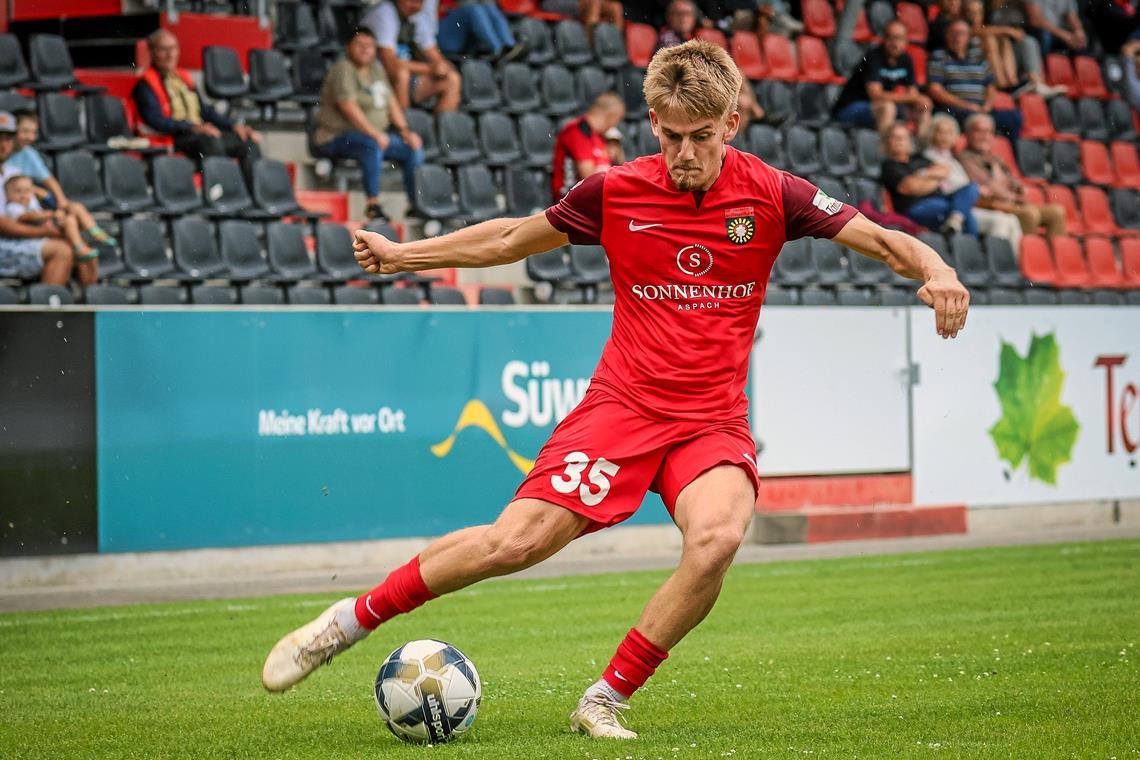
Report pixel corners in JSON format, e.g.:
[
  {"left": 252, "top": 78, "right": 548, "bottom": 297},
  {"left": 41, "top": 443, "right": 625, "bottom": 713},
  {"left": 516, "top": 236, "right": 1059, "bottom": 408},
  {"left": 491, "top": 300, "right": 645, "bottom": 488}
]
[{"left": 96, "top": 310, "right": 671, "bottom": 552}]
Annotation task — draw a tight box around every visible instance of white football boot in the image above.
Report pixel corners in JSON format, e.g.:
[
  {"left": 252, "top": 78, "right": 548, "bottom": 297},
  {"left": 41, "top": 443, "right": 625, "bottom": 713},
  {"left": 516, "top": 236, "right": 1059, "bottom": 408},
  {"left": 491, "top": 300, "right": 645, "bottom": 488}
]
[
  {"left": 262, "top": 597, "right": 358, "bottom": 692},
  {"left": 569, "top": 693, "right": 638, "bottom": 739}
]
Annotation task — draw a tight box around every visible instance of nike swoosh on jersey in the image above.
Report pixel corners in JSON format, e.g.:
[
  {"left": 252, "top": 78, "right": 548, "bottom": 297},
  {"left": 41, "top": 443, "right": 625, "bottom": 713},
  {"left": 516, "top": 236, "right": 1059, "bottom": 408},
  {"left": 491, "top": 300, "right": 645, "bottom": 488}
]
[{"left": 628, "top": 221, "right": 664, "bottom": 232}]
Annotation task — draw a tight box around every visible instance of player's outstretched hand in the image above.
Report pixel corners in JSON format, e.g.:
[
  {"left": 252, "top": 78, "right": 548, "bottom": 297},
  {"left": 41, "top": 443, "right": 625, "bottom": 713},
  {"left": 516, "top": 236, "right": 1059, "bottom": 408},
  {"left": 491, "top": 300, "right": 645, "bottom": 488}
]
[
  {"left": 353, "top": 229, "right": 406, "bottom": 275},
  {"left": 916, "top": 270, "right": 970, "bottom": 339}
]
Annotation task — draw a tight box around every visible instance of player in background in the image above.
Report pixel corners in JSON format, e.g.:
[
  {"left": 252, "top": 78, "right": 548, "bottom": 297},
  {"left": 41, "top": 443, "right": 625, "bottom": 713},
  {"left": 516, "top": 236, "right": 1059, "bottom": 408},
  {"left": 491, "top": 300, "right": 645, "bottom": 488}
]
[{"left": 263, "top": 40, "right": 969, "bottom": 739}]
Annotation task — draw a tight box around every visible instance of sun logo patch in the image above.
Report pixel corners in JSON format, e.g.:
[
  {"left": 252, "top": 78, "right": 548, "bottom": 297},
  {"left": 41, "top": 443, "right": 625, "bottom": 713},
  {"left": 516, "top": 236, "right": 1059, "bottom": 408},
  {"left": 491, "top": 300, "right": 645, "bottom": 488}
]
[{"left": 725, "top": 206, "right": 755, "bottom": 245}]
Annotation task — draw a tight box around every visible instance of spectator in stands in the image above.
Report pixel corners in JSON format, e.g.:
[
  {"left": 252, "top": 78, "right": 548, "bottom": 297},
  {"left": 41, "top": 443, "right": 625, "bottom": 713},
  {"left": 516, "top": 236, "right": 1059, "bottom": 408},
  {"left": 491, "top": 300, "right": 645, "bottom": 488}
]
[
  {"left": 656, "top": 0, "right": 699, "bottom": 51},
  {"left": 0, "top": 113, "right": 91, "bottom": 286},
  {"left": 551, "top": 93, "right": 625, "bottom": 201},
  {"left": 978, "top": 0, "right": 1065, "bottom": 96},
  {"left": 133, "top": 30, "right": 262, "bottom": 180},
  {"left": 927, "top": 20, "right": 1023, "bottom": 140},
  {"left": 881, "top": 121, "right": 981, "bottom": 235},
  {"left": 1124, "top": 39, "right": 1140, "bottom": 113},
  {"left": 959, "top": 112, "right": 1066, "bottom": 237},
  {"left": 427, "top": 0, "right": 522, "bottom": 61},
  {"left": 541, "top": 0, "right": 624, "bottom": 39},
  {"left": 833, "top": 21, "right": 932, "bottom": 135},
  {"left": 363, "top": 0, "right": 462, "bottom": 114},
  {"left": 1025, "top": 0, "right": 1087, "bottom": 54},
  {"left": 922, "top": 114, "right": 1022, "bottom": 245},
  {"left": 5, "top": 175, "right": 107, "bottom": 263},
  {"left": 1087, "top": 0, "right": 1140, "bottom": 55},
  {"left": 928, "top": 0, "right": 964, "bottom": 53},
  {"left": 604, "top": 126, "right": 625, "bottom": 165},
  {"left": 312, "top": 27, "right": 425, "bottom": 221}
]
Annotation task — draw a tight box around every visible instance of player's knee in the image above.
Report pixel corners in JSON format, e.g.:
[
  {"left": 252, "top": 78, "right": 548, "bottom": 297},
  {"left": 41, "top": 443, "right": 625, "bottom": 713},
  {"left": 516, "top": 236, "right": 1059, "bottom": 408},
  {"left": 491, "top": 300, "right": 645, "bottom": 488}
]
[
  {"left": 482, "top": 524, "right": 551, "bottom": 574},
  {"left": 685, "top": 524, "right": 746, "bottom": 576}
]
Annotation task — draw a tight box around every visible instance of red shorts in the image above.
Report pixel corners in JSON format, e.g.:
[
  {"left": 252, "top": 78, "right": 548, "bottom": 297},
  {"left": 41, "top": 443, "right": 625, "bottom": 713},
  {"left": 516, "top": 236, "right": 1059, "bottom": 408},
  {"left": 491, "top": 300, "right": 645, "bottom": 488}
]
[{"left": 513, "top": 387, "right": 760, "bottom": 534}]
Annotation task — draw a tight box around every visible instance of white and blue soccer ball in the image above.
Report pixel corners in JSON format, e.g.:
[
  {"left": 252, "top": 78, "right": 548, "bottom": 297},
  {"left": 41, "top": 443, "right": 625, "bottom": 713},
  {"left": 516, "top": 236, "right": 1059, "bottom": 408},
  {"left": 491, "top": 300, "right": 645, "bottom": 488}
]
[{"left": 374, "top": 639, "right": 481, "bottom": 743}]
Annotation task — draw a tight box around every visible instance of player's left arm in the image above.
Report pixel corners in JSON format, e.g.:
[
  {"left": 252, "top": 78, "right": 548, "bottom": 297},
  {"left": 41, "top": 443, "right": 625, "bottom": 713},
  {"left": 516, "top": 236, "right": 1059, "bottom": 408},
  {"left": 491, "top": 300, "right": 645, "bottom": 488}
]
[{"left": 832, "top": 212, "right": 970, "bottom": 339}]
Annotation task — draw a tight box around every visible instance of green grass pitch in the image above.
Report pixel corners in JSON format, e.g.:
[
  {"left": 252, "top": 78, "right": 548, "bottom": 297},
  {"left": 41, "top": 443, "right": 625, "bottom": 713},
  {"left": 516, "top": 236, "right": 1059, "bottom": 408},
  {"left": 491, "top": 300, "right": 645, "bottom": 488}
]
[{"left": 1, "top": 539, "right": 1137, "bottom": 759}]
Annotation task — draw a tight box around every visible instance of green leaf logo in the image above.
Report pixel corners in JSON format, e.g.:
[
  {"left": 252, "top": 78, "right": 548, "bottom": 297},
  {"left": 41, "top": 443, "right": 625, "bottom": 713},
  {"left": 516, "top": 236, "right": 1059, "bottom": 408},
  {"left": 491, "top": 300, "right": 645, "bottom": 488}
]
[{"left": 988, "top": 333, "right": 1079, "bottom": 485}]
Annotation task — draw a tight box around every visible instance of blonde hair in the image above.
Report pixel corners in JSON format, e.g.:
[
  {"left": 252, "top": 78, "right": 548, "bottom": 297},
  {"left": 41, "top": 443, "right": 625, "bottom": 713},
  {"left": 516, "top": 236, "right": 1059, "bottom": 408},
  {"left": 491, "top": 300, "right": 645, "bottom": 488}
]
[
  {"left": 643, "top": 39, "right": 742, "bottom": 121},
  {"left": 924, "top": 112, "right": 961, "bottom": 147}
]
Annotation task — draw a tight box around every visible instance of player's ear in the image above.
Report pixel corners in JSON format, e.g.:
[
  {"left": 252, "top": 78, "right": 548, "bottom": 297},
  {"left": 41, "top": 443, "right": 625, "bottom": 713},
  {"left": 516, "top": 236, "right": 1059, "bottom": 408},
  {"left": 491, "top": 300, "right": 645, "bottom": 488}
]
[
  {"left": 722, "top": 111, "right": 741, "bottom": 144},
  {"left": 648, "top": 109, "right": 660, "bottom": 137}
]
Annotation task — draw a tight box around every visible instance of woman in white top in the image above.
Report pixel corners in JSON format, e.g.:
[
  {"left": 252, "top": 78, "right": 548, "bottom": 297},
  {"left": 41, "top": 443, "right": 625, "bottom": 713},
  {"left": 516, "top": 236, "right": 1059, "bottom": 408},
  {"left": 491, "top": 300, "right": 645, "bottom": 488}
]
[{"left": 922, "top": 113, "right": 1022, "bottom": 247}]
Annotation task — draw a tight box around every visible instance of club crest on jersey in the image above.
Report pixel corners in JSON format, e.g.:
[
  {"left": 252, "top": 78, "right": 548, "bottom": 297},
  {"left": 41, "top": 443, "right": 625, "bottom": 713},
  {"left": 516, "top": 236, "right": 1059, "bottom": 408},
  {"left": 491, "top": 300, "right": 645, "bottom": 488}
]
[{"left": 724, "top": 206, "right": 755, "bottom": 245}]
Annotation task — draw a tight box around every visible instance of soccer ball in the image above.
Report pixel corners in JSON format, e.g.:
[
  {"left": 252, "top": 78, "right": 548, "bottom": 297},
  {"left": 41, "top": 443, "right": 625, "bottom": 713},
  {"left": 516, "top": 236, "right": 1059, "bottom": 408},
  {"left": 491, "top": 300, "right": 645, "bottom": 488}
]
[{"left": 374, "top": 639, "right": 481, "bottom": 743}]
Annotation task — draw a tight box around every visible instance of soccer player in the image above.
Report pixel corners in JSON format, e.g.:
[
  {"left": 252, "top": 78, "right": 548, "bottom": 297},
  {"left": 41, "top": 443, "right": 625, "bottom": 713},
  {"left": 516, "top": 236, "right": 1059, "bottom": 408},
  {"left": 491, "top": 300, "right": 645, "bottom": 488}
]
[{"left": 262, "top": 40, "right": 969, "bottom": 739}]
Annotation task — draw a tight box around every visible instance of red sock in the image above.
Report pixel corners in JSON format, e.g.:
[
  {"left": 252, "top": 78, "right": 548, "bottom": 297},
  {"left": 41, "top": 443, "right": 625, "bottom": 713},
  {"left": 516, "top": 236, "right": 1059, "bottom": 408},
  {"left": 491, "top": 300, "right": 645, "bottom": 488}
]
[
  {"left": 601, "top": 627, "right": 669, "bottom": 698},
  {"left": 354, "top": 555, "right": 437, "bottom": 630}
]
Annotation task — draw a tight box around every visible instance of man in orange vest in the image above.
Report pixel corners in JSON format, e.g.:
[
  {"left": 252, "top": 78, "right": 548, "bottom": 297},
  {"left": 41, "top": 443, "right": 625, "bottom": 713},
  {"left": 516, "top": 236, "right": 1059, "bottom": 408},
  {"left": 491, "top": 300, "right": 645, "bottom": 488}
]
[{"left": 132, "top": 29, "right": 261, "bottom": 179}]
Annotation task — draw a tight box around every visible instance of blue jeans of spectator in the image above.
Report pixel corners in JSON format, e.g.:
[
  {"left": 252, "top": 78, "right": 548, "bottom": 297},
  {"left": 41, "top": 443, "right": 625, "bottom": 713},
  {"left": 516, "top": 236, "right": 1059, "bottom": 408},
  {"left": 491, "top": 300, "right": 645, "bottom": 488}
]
[
  {"left": 437, "top": 3, "right": 515, "bottom": 57},
  {"left": 906, "top": 183, "right": 981, "bottom": 236},
  {"left": 941, "top": 106, "right": 1023, "bottom": 143},
  {"left": 313, "top": 130, "right": 424, "bottom": 200},
  {"left": 835, "top": 100, "right": 898, "bottom": 129}
]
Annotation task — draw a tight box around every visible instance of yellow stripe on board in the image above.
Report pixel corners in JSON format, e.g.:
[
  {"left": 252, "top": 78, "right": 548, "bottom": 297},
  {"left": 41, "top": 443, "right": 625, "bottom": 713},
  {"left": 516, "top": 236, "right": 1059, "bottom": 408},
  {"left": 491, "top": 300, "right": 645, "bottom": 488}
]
[{"left": 430, "top": 399, "right": 536, "bottom": 474}]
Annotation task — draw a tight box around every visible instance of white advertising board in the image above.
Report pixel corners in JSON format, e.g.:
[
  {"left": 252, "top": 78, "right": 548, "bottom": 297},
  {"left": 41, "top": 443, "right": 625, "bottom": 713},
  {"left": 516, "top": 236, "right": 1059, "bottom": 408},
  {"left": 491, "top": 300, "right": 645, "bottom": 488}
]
[
  {"left": 750, "top": 307, "right": 911, "bottom": 476},
  {"left": 911, "top": 306, "right": 1140, "bottom": 506}
]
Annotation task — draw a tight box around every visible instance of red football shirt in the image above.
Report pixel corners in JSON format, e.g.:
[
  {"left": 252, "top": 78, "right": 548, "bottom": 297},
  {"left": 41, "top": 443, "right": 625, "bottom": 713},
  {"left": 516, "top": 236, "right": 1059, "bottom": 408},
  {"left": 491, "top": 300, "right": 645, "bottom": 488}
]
[
  {"left": 546, "top": 146, "right": 857, "bottom": 421},
  {"left": 551, "top": 117, "right": 612, "bottom": 201}
]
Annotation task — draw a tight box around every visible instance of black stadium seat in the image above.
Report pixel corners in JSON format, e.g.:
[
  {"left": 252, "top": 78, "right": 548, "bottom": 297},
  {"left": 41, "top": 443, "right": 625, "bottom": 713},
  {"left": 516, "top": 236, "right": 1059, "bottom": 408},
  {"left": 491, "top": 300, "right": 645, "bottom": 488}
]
[
  {"left": 555, "top": 20, "right": 593, "bottom": 67},
  {"left": 334, "top": 285, "right": 378, "bottom": 305},
  {"left": 986, "top": 287, "right": 1024, "bottom": 305},
  {"left": 479, "top": 287, "right": 515, "bottom": 305},
  {"left": 800, "top": 288, "right": 837, "bottom": 306},
  {"left": 84, "top": 284, "right": 131, "bottom": 305},
  {"left": 1111, "top": 188, "right": 1140, "bottom": 231},
  {"left": 526, "top": 247, "right": 572, "bottom": 286},
  {"left": 764, "top": 284, "right": 798, "bottom": 305},
  {"left": 592, "top": 22, "right": 627, "bottom": 69},
  {"left": 275, "top": 2, "right": 322, "bottom": 53},
  {"left": 381, "top": 286, "right": 421, "bottom": 305},
  {"left": 191, "top": 284, "right": 238, "bottom": 305},
  {"left": 757, "top": 80, "right": 793, "bottom": 125},
  {"left": 784, "top": 126, "right": 821, "bottom": 176},
  {"left": 404, "top": 108, "right": 439, "bottom": 162},
  {"left": 540, "top": 64, "right": 580, "bottom": 117},
  {"left": 28, "top": 284, "right": 74, "bottom": 306},
  {"left": 291, "top": 49, "right": 329, "bottom": 113},
  {"left": 28, "top": 34, "right": 93, "bottom": 92},
  {"left": 1017, "top": 140, "right": 1049, "bottom": 182},
  {"left": 506, "top": 167, "right": 547, "bottom": 216},
  {"left": 794, "top": 83, "right": 830, "bottom": 128},
  {"left": 837, "top": 288, "right": 875, "bottom": 305},
  {"left": 1077, "top": 98, "right": 1108, "bottom": 141},
  {"left": 248, "top": 49, "right": 294, "bottom": 119},
  {"left": 55, "top": 151, "right": 108, "bottom": 211},
  {"left": 854, "top": 129, "right": 882, "bottom": 179},
  {"left": 819, "top": 126, "right": 857, "bottom": 177},
  {"left": 0, "top": 283, "right": 18, "bottom": 304},
  {"left": 0, "top": 33, "right": 29, "bottom": 89},
  {"left": 0, "top": 91, "right": 32, "bottom": 114},
  {"left": 437, "top": 111, "right": 482, "bottom": 166},
  {"left": 138, "top": 285, "right": 186, "bottom": 305},
  {"left": 983, "top": 235, "right": 1026, "bottom": 287},
  {"left": 36, "top": 93, "right": 86, "bottom": 151},
  {"left": 252, "top": 159, "right": 326, "bottom": 220},
  {"left": 502, "top": 62, "right": 541, "bottom": 115},
  {"left": 85, "top": 95, "right": 137, "bottom": 152},
  {"left": 289, "top": 285, "right": 332, "bottom": 305},
  {"left": 1106, "top": 99, "right": 1137, "bottom": 142},
  {"left": 241, "top": 285, "right": 285, "bottom": 305},
  {"left": 1047, "top": 96, "right": 1080, "bottom": 139},
  {"left": 457, "top": 164, "right": 502, "bottom": 223},
  {"left": 1050, "top": 140, "right": 1082, "bottom": 185},
  {"left": 810, "top": 238, "right": 847, "bottom": 286},
  {"left": 203, "top": 156, "right": 270, "bottom": 218},
  {"left": 515, "top": 17, "right": 555, "bottom": 66},
  {"left": 569, "top": 245, "right": 610, "bottom": 302},
  {"left": 617, "top": 67, "right": 648, "bottom": 119},
  {"left": 575, "top": 66, "right": 608, "bottom": 109},
  {"left": 519, "top": 113, "right": 556, "bottom": 169},
  {"left": 848, "top": 246, "right": 889, "bottom": 285},
  {"left": 203, "top": 46, "right": 248, "bottom": 105},
  {"left": 414, "top": 164, "right": 459, "bottom": 220},
  {"left": 949, "top": 234, "right": 990, "bottom": 288},
  {"left": 773, "top": 238, "right": 814, "bottom": 285},
  {"left": 173, "top": 217, "right": 226, "bottom": 279},
  {"left": 1024, "top": 287, "right": 1058, "bottom": 304},
  {"left": 316, "top": 223, "right": 365, "bottom": 281},
  {"left": 154, "top": 155, "right": 204, "bottom": 216},
  {"left": 103, "top": 153, "right": 154, "bottom": 215},
  {"left": 747, "top": 124, "right": 786, "bottom": 169},
  {"left": 429, "top": 286, "right": 467, "bottom": 305},
  {"left": 267, "top": 222, "right": 317, "bottom": 280},
  {"left": 479, "top": 112, "right": 522, "bottom": 167},
  {"left": 219, "top": 219, "right": 270, "bottom": 280},
  {"left": 123, "top": 219, "right": 175, "bottom": 281},
  {"left": 460, "top": 59, "right": 502, "bottom": 113},
  {"left": 848, "top": 176, "right": 885, "bottom": 211}
]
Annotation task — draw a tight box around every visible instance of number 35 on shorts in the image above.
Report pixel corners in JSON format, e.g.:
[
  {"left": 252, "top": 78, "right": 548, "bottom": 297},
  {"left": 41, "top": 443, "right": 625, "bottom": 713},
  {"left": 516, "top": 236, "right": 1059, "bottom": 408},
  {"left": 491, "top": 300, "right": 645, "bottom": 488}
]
[{"left": 549, "top": 451, "right": 621, "bottom": 507}]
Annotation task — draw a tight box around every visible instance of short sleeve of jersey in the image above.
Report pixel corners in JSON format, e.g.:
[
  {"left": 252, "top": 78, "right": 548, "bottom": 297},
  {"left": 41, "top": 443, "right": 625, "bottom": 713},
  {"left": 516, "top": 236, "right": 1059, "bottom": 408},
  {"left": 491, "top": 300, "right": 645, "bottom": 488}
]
[
  {"left": 781, "top": 172, "right": 857, "bottom": 241},
  {"left": 544, "top": 171, "right": 605, "bottom": 245}
]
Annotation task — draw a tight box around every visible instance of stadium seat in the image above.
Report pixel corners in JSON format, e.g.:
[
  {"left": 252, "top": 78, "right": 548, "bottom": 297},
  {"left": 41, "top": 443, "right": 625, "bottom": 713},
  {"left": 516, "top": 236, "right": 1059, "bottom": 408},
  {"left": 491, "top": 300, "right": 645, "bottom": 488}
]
[
  {"left": 203, "top": 46, "right": 248, "bottom": 104},
  {"left": 85, "top": 95, "right": 146, "bottom": 153},
  {"left": 540, "top": 64, "right": 579, "bottom": 116},
  {"left": 1049, "top": 236, "right": 1093, "bottom": 287},
  {"left": 983, "top": 235, "right": 1026, "bottom": 288},
  {"left": 1045, "top": 184, "right": 1084, "bottom": 235},
  {"left": 405, "top": 109, "right": 439, "bottom": 162},
  {"left": 1084, "top": 236, "right": 1126, "bottom": 288},
  {"left": 241, "top": 284, "right": 285, "bottom": 305},
  {"left": 219, "top": 219, "right": 270, "bottom": 280},
  {"left": 1073, "top": 56, "right": 1109, "bottom": 99},
  {"left": 27, "top": 283, "right": 73, "bottom": 306},
  {"left": 1023, "top": 183, "right": 1047, "bottom": 208},
  {"left": 730, "top": 32, "right": 767, "bottom": 80},
  {"left": 1017, "top": 93, "right": 1056, "bottom": 141},
  {"left": 813, "top": 175, "right": 851, "bottom": 207},
  {"left": 1019, "top": 234, "right": 1057, "bottom": 285},
  {"left": 436, "top": 111, "right": 481, "bottom": 166},
  {"left": 1057, "top": 289, "right": 1092, "bottom": 304},
  {"left": 810, "top": 238, "right": 847, "bottom": 285},
  {"left": 289, "top": 285, "right": 332, "bottom": 305},
  {"left": 414, "top": 164, "right": 459, "bottom": 220},
  {"left": 802, "top": 0, "right": 837, "bottom": 38},
  {"left": 519, "top": 113, "right": 556, "bottom": 169},
  {"left": 36, "top": 93, "right": 86, "bottom": 151},
  {"left": 28, "top": 34, "right": 90, "bottom": 92},
  {"left": 316, "top": 223, "right": 363, "bottom": 282},
  {"left": 333, "top": 285, "right": 378, "bottom": 305},
  {"left": 1121, "top": 237, "right": 1140, "bottom": 286},
  {"left": 478, "top": 112, "right": 522, "bottom": 167},
  {"left": 0, "top": 34, "right": 29, "bottom": 89},
  {"left": 617, "top": 67, "right": 648, "bottom": 119},
  {"left": 986, "top": 287, "right": 1024, "bottom": 305},
  {"left": 55, "top": 151, "right": 108, "bottom": 211},
  {"left": 852, "top": 129, "right": 882, "bottom": 179},
  {"left": 291, "top": 49, "right": 329, "bottom": 113},
  {"left": 1077, "top": 185, "right": 1124, "bottom": 236},
  {"left": 694, "top": 28, "right": 729, "bottom": 52},
  {"left": 172, "top": 216, "right": 226, "bottom": 279},
  {"left": 592, "top": 23, "right": 627, "bottom": 70},
  {"left": 95, "top": 234, "right": 125, "bottom": 279},
  {"left": 267, "top": 222, "right": 317, "bottom": 280},
  {"left": 634, "top": 119, "right": 660, "bottom": 158},
  {"left": 794, "top": 83, "right": 830, "bottom": 128},
  {"left": 773, "top": 238, "right": 814, "bottom": 285},
  {"left": 624, "top": 22, "right": 656, "bottom": 68},
  {"left": 748, "top": 123, "right": 786, "bottom": 169},
  {"left": 1080, "top": 140, "right": 1114, "bottom": 186},
  {"left": 837, "top": 288, "right": 875, "bottom": 305},
  {"left": 1111, "top": 142, "right": 1140, "bottom": 190},
  {"left": 819, "top": 127, "right": 857, "bottom": 177},
  {"left": 1047, "top": 97, "right": 1081, "bottom": 141},
  {"left": 502, "top": 63, "right": 540, "bottom": 115},
  {"left": 848, "top": 176, "right": 886, "bottom": 211},
  {"left": 505, "top": 167, "right": 546, "bottom": 216},
  {"left": 575, "top": 65, "right": 608, "bottom": 108},
  {"left": 896, "top": 2, "right": 928, "bottom": 44},
  {"left": 460, "top": 60, "right": 501, "bottom": 113},
  {"left": 1017, "top": 140, "right": 1050, "bottom": 184},
  {"left": 784, "top": 126, "right": 821, "bottom": 176},
  {"left": 457, "top": 165, "right": 502, "bottom": 223},
  {"left": 103, "top": 153, "right": 154, "bottom": 216},
  {"left": 555, "top": 20, "right": 593, "bottom": 67},
  {"left": 252, "top": 159, "right": 326, "bottom": 221},
  {"left": 569, "top": 245, "right": 610, "bottom": 302},
  {"left": 800, "top": 288, "right": 837, "bottom": 305},
  {"left": 153, "top": 156, "right": 204, "bottom": 216},
  {"left": 1045, "top": 53, "right": 1077, "bottom": 96},
  {"left": 275, "top": 2, "right": 321, "bottom": 53},
  {"left": 381, "top": 286, "right": 421, "bottom": 305},
  {"left": 992, "top": 136, "right": 1027, "bottom": 182},
  {"left": 764, "top": 284, "right": 799, "bottom": 305},
  {"left": 867, "top": 0, "right": 895, "bottom": 37},
  {"left": 84, "top": 284, "right": 131, "bottom": 305},
  {"left": 918, "top": 231, "right": 950, "bottom": 264},
  {"left": 1106, "top": 99, "right": 1138, "bottom": 142},
  {"left": 123, "top": 218, "right": 175, "bottom": 280},
  {"left": 757, "top": 80, "right": 794, "bottom": 125},
  {"left": 429, "top": 286, "right": 467, "bottom": 306},
  {"left": 479, "top": 287, "right": 515, "bottom": 305},
  {"left": 248, "top": 49, "right": 294, "bottom": 119},
  {"left": 833, "top": 40, "right": 868, "bottom": 81},
  {"left": 138, "top": 285, "right": 185, "bottom": 305},
  {"left": 1077, "top": 98, "right": 1108, "bottom": 142},
  {"left": 950, "top": 234, "right": 991, "bottom": 288},
  {"left": 190, "top": 284, "right": 238, "bottom": 305},
  {"left": 1090, "top": 289, "right": 1123, "bottom": 305},
  {"left": 202, "top": 157, "right": 268, "bottom": 218},
  {"left": 1021, "top": 287, "right": 1058, "bottom": 304},
  {"left": 1050, "top": 141, "right": 1083, "bottom": 186},
  {"left": 526, "top": 247, "right": 571, "bottom": 287},
  {"left": 797, "top": 36, "right": 841, "bottom": 84},
  {"left": 1111, "top": 188, "right": 1140, "bottom": 232},
  {"left": 763, "top": 35, "right": 799, "bottom": 81},
  {"left": 0, "top": 90, "right": 31, "bottom": 114},
  {"left": 515, "top": 17, "right": 555, "bottom": 66}
]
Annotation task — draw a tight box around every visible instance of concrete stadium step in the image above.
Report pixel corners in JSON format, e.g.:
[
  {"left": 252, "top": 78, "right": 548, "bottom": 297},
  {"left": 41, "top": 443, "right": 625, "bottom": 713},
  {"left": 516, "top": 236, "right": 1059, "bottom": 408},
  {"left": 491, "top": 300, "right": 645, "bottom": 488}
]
[{"left": 753, "top": 503, "right": 968, "bottom": 545}]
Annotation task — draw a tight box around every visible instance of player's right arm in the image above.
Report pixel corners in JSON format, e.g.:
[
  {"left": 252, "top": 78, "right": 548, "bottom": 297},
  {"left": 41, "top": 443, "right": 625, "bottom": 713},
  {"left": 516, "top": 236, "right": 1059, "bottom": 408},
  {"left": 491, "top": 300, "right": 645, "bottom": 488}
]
[{"left": 354, "top": 212, "right": 569, "bottom": 274}]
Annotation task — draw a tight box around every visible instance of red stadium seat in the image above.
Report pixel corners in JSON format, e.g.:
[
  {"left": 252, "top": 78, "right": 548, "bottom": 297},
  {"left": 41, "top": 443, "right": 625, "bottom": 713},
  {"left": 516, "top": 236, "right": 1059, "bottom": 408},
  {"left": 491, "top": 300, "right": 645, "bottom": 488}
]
[
  {"left": 1045, "top": 53, "right": 1077, "bottom": 97},
  {"left": 1121, "top": 237, "right": 1140, "bottom": 286},
  {"left": 802, "top": 0, "right": 837, "bottom": 38},
  {"left": 1084, "top": 236, "right": 1127, "bottom": 288},
  {"left": 1080, "top": 140, "right": 1114, "bottom": 186},
  {"left": 990, "top": 91, "right": 1015, "bottom": 111},
  {"left": 1078, "top": 185, "right": 1127, "bottom": 236},
  {"left": 695, "top": 27, "right": 729, "bottom": 52},
  {"left": 762, "top": 34, "right": 799, "bottom": 80},
  {"left": 1110, "top": 142, "right": 1140, "bottom": 190},
  {"left": 896, "top": 2, "right": 929, "bottom": 45},
  {"left": 853, "top": 10, "right": 874, "bottom": 43},
  {"left": 729, "top": 31, "right": 766, "bottom": 79},
  {"left": 624, "top": 23, "right": 656, "bottom": 69},
  {"left": 908, "top": 45, "right": 927, "bottom": 87},
  {"left": 1050, "top": 236, "right": 1094, "bottom": 287},
  {"left": 1020, "top": 234, "right": 1058, "bottom": 284},
  {"left": 1073, "top": 56, "right": 1109, "bottom": 99},
  {"left": 992, "top": 136, "right": 1024, "bottom": 181},
  {"left": 797, "top": 35, "right": 842, "bottom": 84},
  {"left": 1046, "top": 184, "right": 1084, "bottom": 235},
  {"left": 1018, "top": 93, "right": 1056, "bottom": 141}
]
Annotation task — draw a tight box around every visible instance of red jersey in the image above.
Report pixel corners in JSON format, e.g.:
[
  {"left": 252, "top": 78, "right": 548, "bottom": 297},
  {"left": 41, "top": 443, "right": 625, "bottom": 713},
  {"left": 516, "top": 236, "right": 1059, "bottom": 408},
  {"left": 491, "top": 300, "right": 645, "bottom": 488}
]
[
  {"left": 551, "top": 117, "right": 612, "bottom": 201},
  {"left": 545, "top": 146, "right": 857, "bottom": 421}
]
